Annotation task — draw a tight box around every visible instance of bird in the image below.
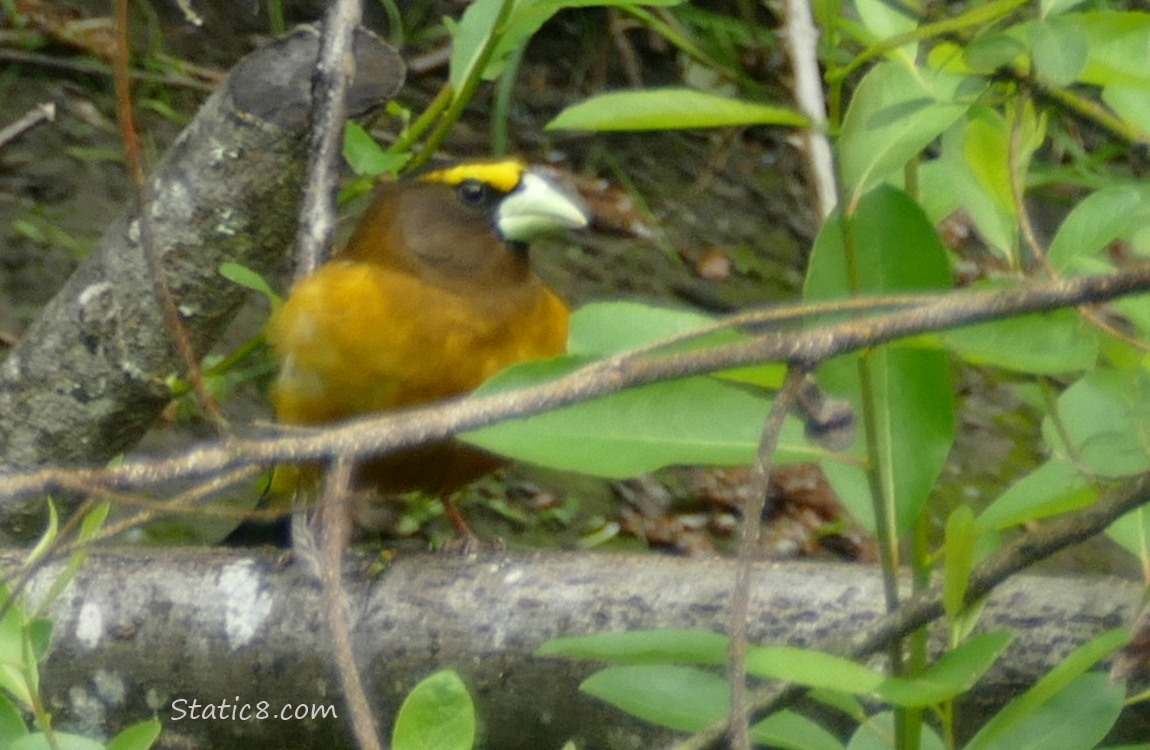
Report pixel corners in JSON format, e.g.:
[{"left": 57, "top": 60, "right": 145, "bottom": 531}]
[{"left": 267, "top": 159, "right": 589, "bottom": 533}]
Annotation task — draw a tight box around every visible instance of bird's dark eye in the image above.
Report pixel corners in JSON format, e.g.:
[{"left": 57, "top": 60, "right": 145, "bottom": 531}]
[{"left": 457, "top": 180, "right": 489, "bottom": 208}]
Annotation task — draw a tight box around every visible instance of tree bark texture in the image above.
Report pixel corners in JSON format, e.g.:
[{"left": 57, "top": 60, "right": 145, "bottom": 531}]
[
  {"left": 8, "top": 549, "right": 1143, "bottom": 749},
  {"left": 0, "top": 26, "right": 404, "bottom": 541}
]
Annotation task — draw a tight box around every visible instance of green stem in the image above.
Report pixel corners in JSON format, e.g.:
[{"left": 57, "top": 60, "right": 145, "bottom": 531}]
[
  {"left": 374, "top": 0, "right": 405, "bottom": 48},
  {"left": 389, "top": 84, "right": 453, "bottom": 165},
  {"left": 620, "top": 5, "right": 723, "bottom": 74},
  {"left": 409, "top": 0, "right": 517, "bottom": 171},
  {"left": 1036, "top": 76, "right": 1149, "bottom": 147},
  {"left": 841, "top": 205, "right": 909, "bottom": 743},
  {"left": 830, "top": 0, "right": 1030, "bottom": 83},
  {"left": 900, "top": 512, "right": 933, "bottom": 750}
]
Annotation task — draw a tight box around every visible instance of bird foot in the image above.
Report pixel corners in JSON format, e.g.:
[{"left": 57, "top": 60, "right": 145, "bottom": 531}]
[{"left": 439, "top": 502, "right": 505, "bottom": 556}]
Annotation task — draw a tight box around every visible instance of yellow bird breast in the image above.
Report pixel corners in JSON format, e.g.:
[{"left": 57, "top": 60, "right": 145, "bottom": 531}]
[{"left": 268, "top": 260, "right": 569, "bottom": 427}]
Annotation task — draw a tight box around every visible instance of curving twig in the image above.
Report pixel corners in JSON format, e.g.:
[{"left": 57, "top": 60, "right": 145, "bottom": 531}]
[{"left": 3, "top": 268, "right": 1149, "bottom": 506}]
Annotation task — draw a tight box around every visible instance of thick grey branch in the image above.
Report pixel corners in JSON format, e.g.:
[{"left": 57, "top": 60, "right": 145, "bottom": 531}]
[
  {"left": 12, "top": 550, "right": 1144, "bottom": 750},
  {"left": 0, "top": 27, "right": 403, "bottom": 541}
]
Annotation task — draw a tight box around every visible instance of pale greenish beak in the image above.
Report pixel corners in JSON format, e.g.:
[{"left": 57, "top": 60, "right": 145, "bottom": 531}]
[{"left": 497, "top": 170, "right": 589, "bottom": 242}]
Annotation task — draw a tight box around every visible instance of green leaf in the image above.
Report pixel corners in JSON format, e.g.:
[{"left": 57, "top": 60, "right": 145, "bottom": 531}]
[
  {"left": 850, "top": 712, "right": 943, "bottom": 750},
  {"left": 1046, "top": 183, "right": 1150, "bottom": 273},
  {"left": 569, "top": 301, "right": 783, "bottom": 388},
  {"left": 11, "top": 734, "right": 104, "bottom": 750},
  {"left": 977, "top": 458, "right": 1098, "bottom": 531},
  {"left": 963, "top": 33, "right": 1028, "bottom": 73},
  {"left": 106, "top": 720, "right": 162, "bottom": 750},
  {"left": 965, "top": 629, "right": 1129, "bottom": 750},
  {"left": 838, "top": 62, "right": 981, "bottom": 203},
  {"left": 580, "top": 665, "right": 728, "bottom": 732},
  {"left": 547, "top": 89, "right": 806, "bottom": 132},
  {"left": 1076, "top": 12, "right": 1150, "bottom": 88},
  {"left": 752, "top": 709, "right": 846, "bottom": 750},
  {"left": 966, "top": 672, "right": 1124, "bottom": 750},
  {"left": 0, "top": 693, "right": 28, "bottom": 744},
  {"left": 447, "top": 0, "right": 511, "bottom": 88},
  {"left": 874, "top": 631, "right": 1012, "bottom": 708},
  {"left": 917, "top": 157, "right": 963, "bottom": 224},
  {"left": 343, "top": 121, "right": 409, "bottom": 178},
  {"left": 944, "top": 505, "right": 977, "bottom": 620},
  {"left": 1107, "top": 505, "right": 1150, "bottom": 562},
  {"left": 24, "top": 500, "right": 58, "bottom": 569},
  {"left": 219, "top": 263, "right": 282, "bottom": 307},
  {"left": 943, "top": 308, "right": 1098, "bottom": 374},
  {"left": 463, "top": 358, "right": 816, "bottom": 478},
  {"left": 451, "top": 0, "right": 683, "bottom": 87},
  {"left": 1103, "top": 86, "right": 1150, "bottom": 140},
  {"left": 1031, "top": 17, "right": 1088, "bottom": 86},
  {"left": 568, "top": 302, "right": 725, "bottom": 356},
  {"left": 1044, "top": 368, "right": 1150, "bottom": 477},
  {"left": 392, "top": 670, "right": 476, "bottom": 750},
  {"left": 745, "top": 647, "right": 884, "bottom": 694},
  {"left": 809, "top": 688, "right": 866, "bottom": 723},
  {"left": 537, "top": 629, "right": 728, "bottom": 665},
  {"left": 854, "top": 0, "right": 918, "bottom": 63},
  {"left": 963, "top": 108, "right": 1015, "bottom": 218},
  {"left": 0, "top": 588, "right": 32, "bottom": 710},
  {"left": 1041, "top": 0, "right": 1089, "bottom": 17},
  {"left": 36, "top": 501, "right": 112, "bottom": 618},
  {"left": 24, "top": 620, "right": 50, "bottom": 664},
  {"left": 847, "top": 711, "right": 946, "bottom": 750},
  {"left": 929, "top": 119, "right": 1015, "bottom": 257},
  {"left": 806, "top": 186, "right": 956, "bottom": 535}
]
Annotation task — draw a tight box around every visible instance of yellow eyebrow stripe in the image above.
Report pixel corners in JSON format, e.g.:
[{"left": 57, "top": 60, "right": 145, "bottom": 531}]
[{"left": 420, "top": 160, "right": 526, "bottom": 193}]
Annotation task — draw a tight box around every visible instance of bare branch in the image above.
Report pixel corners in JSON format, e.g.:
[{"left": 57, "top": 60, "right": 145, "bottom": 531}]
[
  {"left": 728, "top": 368, "right": 807, "bottom": 750},
  {"left": 3, "top": 268, "right": 1148, "bottom": 512},
  {"left": 294, "top": 0, "right": 369, "bottom": 280},
  {"left": 782, "top": 0, "right": 837, "bottom": 220}
]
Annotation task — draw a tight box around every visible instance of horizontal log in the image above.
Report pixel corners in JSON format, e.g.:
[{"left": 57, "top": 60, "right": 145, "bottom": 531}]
[{"left": 6, "top": 549, "right": 1143, "bottom": 749}]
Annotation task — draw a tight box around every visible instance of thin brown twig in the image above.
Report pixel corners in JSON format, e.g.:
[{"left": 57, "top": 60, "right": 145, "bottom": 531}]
[
  {"left": 608, "top": 9, "right": 645, "bottom": 88},
  {"left": 110, "top": 0, "right": 226, "bottom": 432},
  {"left": 1008, "top": 98, "right": 1150, "bottom": 353},
  {"left": 1009, "top": 92, "right": 1055, "bottom": 278},
  {"left": 317, "top": 457, "right": 384, "bottom": 750},
  {"left": 1080, "top": 307, "right": 1150, "bottom": 352},
  {"left": 583, "top": 293, "right": 935, "bottom": 364},
  {"left": 54, "top": 465, "right": 268, "bottom": 548},
  {"left": 291, "top": 4, "right": 381, "bottom": 746},
  {"left": 727, "top": 368, "right": 808, "bottom": 750},
  {"left": 3, "top": 268, "right": 1150, "bottom": 503}
]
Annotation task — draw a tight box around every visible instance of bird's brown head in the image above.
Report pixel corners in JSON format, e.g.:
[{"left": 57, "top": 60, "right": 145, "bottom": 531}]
[{"left": 342, "top": 159, "right": 588, "bottom": 289}]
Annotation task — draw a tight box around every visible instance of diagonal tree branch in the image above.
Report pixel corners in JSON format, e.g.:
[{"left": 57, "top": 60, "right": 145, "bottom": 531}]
[{"left": 3, "top": 267, "right": 1149, "bottom": 510}]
